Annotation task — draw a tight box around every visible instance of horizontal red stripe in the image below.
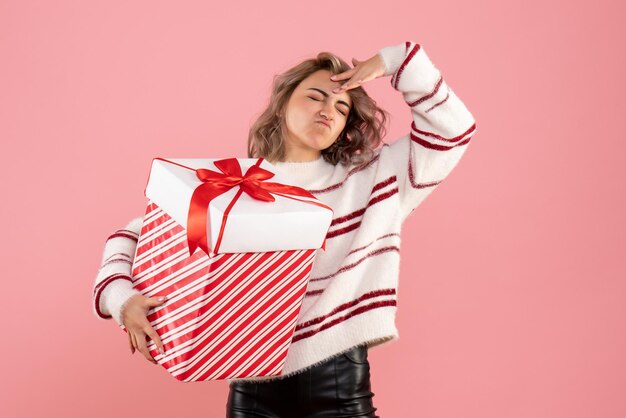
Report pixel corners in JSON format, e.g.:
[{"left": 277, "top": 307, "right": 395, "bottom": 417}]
[
  {"left": 325, "top": 188, "right": 399, "bottom": 240},
  {"left": 305, "top": 288, "right": 324, "bottom": 297},
  {"left": 93, "top": 274, "right": 133, "bottom": 319},
  {"left": 368, "top": 187, "right": 398, "bottom": 206},
  {"left": 103, "top": 252, "right": 132, "bottom": 263},
  {"left": 347, "top": 233, "right": 400, "bottom": 256},
  {"left": 412, "top": 121, "right": 476, "bottom": 144},
  {"left": 292, "top": 299, "right": 397, "bottom": 342},
  {"left": 330, "top": 208, "right": 365, "bottom": 227},
  {"left": 410, "top": 131, "right": 472, "bottom": 151},
  {"left": 101, "top": 258, "right": 132, "bottom": 269},
  {"left": 329, "top": 176, "right": 397, "bottom": 227},
  {"left": 326, "top": 221, "right": 360, "bottom": 239},
  {"left": 371, "top": 175, "right": 396, "bottom": 193},
  {"left": 306, "top": 235, "right": 401, "bottom": 297},
  {"left": 425, "top": 89, "right": 449, "bottom": 113},
  {"left": 308, "top": 154, "right": 380, "bottom": 194},
  {"left": 106, "top": 232, "right": 138, "bottom": 243},
  {"left": 296, "top": 288, "right": 396, "bottom": 332},
  {"left": 93, "top": 273, "right": 131, "bottom": 294},
  {"left": 408, "top": 75, "right": 443, "bottom": 107},
  {"left": 310, "top": 245, "right": 400, "bottom": 282}
]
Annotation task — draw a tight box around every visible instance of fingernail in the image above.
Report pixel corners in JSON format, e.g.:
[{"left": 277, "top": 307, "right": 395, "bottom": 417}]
[
  {"left": 158, "top": 296, "right": 166, "bottom": 302},
  {"left": 330, "top": 75, "right": 336, "bottom": 79}
]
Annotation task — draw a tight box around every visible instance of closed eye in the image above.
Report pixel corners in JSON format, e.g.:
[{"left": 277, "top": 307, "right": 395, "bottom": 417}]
[{"left": 307, "top": 96, "right": 347, "bottom": 116}]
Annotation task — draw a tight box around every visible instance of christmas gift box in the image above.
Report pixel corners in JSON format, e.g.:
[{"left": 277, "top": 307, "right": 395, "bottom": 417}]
[{"left": 122, "top": 157, "right": 333, "bottom": 382}]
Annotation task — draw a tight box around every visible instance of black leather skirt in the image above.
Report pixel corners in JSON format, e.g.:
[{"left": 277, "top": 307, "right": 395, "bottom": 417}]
[{"left": 226, "top": 345, "right": 379, "bottom": 417}]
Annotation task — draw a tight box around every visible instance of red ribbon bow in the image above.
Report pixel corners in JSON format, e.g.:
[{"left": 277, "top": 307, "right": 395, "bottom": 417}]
[{"left": 153, "top": 157, "right": 332, "bottom": 256}]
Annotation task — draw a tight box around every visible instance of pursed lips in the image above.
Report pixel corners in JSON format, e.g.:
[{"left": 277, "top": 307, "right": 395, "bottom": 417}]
[{"left": 316, "top": 120, "right": 331, "bottom": 129}]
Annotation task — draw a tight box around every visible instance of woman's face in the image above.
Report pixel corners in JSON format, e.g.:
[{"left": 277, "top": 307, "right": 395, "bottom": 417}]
[{"left": 281, "top": 69, "right": 352, "bottom": 160}]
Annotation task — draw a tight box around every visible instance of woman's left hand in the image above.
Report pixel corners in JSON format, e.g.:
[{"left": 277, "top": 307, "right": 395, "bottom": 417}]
[{"left": 330, "top": 53, "right": 387, "bottom": 93}]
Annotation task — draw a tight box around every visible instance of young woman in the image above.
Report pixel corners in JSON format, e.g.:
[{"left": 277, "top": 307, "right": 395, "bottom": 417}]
[{"left": 93, "top": 40, "right": 477, "bottom": 417}]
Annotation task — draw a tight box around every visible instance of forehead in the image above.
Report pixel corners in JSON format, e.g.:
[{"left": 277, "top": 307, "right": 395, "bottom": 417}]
[{"left": 299, "top": 70, "right": 352, "bottom": 104}]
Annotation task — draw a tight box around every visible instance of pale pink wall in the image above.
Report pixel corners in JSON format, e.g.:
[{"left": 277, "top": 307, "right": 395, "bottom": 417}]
[{"left": 2, "top": 0, "right": 625, "bottom": 417}]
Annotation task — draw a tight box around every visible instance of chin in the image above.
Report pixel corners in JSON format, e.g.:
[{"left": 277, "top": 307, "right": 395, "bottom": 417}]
[
  {"left": 309, "top": 135, "right": 334, "bottom": 148},
  {"left": 301, "top": 141, "right": 324, "bottom": 151}
]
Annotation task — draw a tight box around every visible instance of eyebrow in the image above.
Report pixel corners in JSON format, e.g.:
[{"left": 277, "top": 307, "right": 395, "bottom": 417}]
[{"left": 306, "top": 87, "right": 352, "bottom": 111}]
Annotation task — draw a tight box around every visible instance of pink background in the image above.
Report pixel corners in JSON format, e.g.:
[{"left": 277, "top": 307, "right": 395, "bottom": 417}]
[{"left": 2, "top": 0, "right": 625, "bottom": 417}]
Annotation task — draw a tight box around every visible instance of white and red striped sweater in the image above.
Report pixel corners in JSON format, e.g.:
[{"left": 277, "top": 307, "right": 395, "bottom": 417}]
[{"left": 92, "top": 41, "right": 477, "bottom": 383}]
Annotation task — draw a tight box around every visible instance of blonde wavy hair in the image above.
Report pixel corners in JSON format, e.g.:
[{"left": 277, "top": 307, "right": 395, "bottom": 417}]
[{"left": 247, "top": 51, "right": 390, "bottom": 168}]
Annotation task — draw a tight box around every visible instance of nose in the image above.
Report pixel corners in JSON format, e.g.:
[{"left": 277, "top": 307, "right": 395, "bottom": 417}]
[{"left": 319, "top": 101, "right": 336, "bottom": 120}]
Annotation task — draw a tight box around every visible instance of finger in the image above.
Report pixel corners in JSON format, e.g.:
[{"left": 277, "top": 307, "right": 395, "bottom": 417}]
[
  {"left": 130, "top": 331, "right": 138, "bottom": 354},
  {"left": 128, "top": 331, "right": 135, "bottom": 354},
  {"left": 136, "top": 332, "right": 157, "bottom": 364},
  {"left": 330, "top": 68, "right": 356, "bottom": 82},
  {"left": 144, "top": 325, "right": 165, "bottom": 356},
  {"left": 333, "top": 76, "right": 365, "bottom": 93},
  {"left": 331, "top": 57, "right": 364, "bottom": 82},
  {"left": 145, "top": 295, "right": 168, "bottom": 309}
]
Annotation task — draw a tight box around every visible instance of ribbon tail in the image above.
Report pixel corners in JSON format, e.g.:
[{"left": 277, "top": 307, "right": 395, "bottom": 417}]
[
  {"left": 187, "top": 183, "right": 232, "bottom": 256},
  {"left": 188, "top": 241, "right": 198, "bottom": 257}
]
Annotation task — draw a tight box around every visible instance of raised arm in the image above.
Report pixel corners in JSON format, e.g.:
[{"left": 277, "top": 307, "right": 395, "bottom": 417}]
[
  {"left": 377, "top": 41, "right": 477, "bottom": 221},
  {"left": 92, "top": 216, "right": 143, "bottom": 326}
]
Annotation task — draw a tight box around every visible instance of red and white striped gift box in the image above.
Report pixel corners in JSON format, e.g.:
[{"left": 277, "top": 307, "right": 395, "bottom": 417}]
[{"left": 122, "top": 201, "right": 316, "bottom": 382}]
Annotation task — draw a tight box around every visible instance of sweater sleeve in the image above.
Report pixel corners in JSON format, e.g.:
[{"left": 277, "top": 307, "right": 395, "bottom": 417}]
[
  {"left": 376, "top": 41, "right": 477, "bottom": 221},
  {"left": 92, "top": 216, "right": 144, "bottom": 326}
]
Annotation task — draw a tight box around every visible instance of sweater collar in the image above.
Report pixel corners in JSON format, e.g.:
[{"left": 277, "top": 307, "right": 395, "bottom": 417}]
[{"left": 269, "top": 156, "right": 335, "bottom": 187}]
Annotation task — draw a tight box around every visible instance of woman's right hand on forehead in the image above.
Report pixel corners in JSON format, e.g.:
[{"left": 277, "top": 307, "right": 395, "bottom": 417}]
[{"left": 330, "top": 53, "right": 387, "bottom": 93}]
